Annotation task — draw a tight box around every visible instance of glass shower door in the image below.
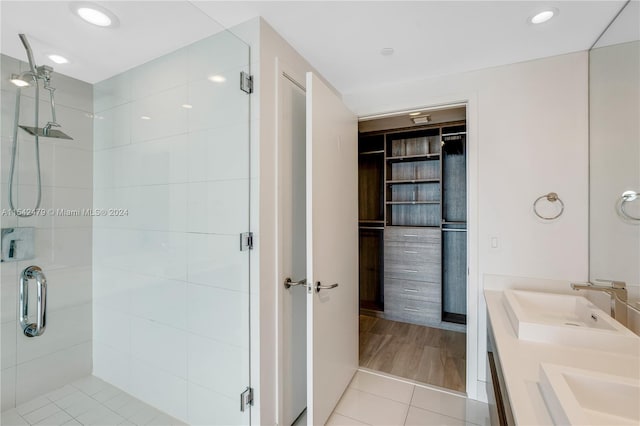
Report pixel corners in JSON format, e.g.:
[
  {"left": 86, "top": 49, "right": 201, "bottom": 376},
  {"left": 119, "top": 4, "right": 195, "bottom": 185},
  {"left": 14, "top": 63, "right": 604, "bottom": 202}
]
[{"left": 92, "top": 29, "right": 252, "bottom": 425}]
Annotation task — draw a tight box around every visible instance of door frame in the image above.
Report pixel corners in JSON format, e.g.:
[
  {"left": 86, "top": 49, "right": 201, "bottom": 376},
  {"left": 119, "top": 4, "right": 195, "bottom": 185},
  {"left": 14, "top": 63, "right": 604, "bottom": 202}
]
[
  {"left": 275, "top": 58, "right": 309, "bottom": 426},
  {"left": 358, "top": 95, "right": 481, "bottom": 401},
  {"left": 273, "top": 79, "right": 483, "bottom": 412}
]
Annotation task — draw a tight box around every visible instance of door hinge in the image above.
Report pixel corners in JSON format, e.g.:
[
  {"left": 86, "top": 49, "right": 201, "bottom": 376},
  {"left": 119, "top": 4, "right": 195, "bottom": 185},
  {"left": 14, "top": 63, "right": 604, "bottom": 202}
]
[
  {"left": 240, "top": 71, "right": 253, "bottom": 94},
  {"left": 240, "top": 386, "right": 253, "bottom": 412},
  {"left": 240, "top": 232, "right": 254, "bottom": 251}
]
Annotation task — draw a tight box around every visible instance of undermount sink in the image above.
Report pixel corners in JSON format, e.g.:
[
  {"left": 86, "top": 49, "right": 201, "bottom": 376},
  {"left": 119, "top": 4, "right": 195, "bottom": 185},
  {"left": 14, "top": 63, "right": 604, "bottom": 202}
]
[
  {"left": 503, "top": 289, "right": 640, "bottom": 355},
  {"left": 539, "top": 363, "right": 640, "bottom": 425}
]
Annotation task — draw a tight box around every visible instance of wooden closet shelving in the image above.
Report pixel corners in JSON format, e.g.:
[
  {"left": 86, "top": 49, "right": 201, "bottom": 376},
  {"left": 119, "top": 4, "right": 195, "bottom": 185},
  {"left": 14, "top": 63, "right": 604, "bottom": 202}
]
[{"left": 358, "top": 119, "right": 468, "bottom": 328}]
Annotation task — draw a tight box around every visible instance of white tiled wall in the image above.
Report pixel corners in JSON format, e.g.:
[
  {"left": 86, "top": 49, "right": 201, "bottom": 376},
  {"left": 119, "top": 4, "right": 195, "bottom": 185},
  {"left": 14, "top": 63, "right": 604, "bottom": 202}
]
[
  {"left": 92, "top": 31, "right": 251, "bottom": 425},
  {"left": 1, "top": 54, "right": 94, "bottom": 410}
]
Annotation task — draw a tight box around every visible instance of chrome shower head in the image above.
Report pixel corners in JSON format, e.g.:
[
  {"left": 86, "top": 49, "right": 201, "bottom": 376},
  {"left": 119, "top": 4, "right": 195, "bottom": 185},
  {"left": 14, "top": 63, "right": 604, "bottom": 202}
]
[
  {"left": 14, "top": 34, "right": 73, "bottom": 141},
  {"left": 19, "top": 125, "right": 73, "bottom": 140}
]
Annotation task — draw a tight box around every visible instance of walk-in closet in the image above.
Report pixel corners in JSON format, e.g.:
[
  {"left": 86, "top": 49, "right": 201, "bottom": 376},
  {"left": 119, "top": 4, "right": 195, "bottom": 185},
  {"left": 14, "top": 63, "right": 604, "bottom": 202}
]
[{"left": 358, "top": 105, "right": 468, "bottom": 392}]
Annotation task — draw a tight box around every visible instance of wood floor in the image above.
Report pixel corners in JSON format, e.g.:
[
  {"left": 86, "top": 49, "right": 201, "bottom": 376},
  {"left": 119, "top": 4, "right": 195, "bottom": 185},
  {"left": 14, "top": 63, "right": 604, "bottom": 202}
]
[{"left": 359, "top": 315, "right": 466, "bottom": 392}]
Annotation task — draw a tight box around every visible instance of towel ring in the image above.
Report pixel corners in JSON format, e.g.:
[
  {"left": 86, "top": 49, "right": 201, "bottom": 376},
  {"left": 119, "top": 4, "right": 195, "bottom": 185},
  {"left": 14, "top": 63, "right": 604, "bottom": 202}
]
[
  {"left": 617, "top": 190, "right": 640, "bottom": 223},
  {"left": 533, "top": 192, "right": 564, "bottom": 220}
]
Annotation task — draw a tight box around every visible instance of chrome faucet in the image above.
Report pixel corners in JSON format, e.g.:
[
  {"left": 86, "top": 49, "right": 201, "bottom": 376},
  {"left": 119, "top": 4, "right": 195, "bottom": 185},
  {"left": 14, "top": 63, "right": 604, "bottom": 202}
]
[{"left": 571, "top": 280, "right": 627, "bottom": 326}]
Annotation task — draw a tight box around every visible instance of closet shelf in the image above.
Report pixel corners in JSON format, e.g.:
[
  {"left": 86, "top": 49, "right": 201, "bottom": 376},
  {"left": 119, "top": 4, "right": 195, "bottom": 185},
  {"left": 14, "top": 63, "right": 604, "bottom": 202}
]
[
  {"left": 387, "top": 179, "right": 440, "bottom": 185},
  {"left": 386, "top": 154, "right": 440, "bottom": 162},
  {"left": 386, "top": 201, "right": 440, "bottom": 205},
  {"left": 359, "top": 149, "right": 385, "bottom": 155}
]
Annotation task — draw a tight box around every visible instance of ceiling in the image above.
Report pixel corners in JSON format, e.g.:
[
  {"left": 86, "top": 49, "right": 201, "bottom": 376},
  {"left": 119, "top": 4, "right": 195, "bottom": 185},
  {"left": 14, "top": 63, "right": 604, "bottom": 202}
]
[
  {"left": 0, "top": 1, "right": 630, "bottom": 95},
  {"left": 0, "top": 1, "right": 227, "bottom": 83},
  {"left": 594, "top": 0, "right": 639, "bottom": 48}
]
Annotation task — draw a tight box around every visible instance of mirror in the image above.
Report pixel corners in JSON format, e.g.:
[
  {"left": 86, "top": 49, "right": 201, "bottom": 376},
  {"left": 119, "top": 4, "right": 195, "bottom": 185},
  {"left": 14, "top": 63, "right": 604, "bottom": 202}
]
[{"left": 589, "top": 1, "right": 640, "bottom": 301}]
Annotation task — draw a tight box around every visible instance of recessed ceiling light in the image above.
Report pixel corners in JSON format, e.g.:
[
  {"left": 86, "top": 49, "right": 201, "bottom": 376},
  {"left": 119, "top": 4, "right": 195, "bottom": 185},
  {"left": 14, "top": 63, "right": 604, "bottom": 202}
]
[
  {"left": 181, "top": 104, "right": 193, "bottom": 109},
  {"left": 409, "top": 112, "right": 422, "bottom": 116},
  {"left": 10, "top": 74, "right": 30, "bottom": 87},
  {"left": 140, "top": 116, "right": 151, "bottom": 120},
  {"left": 48, "top": 54, "right": 69, "bottom": 64},
  {"left": 380, "top": 48, "right": 395, "bottom": 56},
  {"left": 70, "top": 2, "right": 119, "bottom": 28},
  {"left": 77, "top": 7, "right": 111, "bottom": 26},
  {"left": 208, "top": 75, "right": 226, "bottom": 83},
  {"left": 530, "top": 10, "right": 555, "bottom": 24}
]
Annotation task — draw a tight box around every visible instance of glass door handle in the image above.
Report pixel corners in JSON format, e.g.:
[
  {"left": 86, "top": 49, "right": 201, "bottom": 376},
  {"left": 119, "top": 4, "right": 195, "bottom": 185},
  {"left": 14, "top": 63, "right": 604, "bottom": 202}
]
[{"left": 19, "top": 265, "right": 47, "bottom": 337}]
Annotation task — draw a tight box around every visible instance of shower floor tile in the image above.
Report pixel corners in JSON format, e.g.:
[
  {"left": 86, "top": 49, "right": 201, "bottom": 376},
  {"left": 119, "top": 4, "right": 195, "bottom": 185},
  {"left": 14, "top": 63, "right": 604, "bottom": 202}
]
[{"left": 1, "top": 376, "right": 185, "bottom": 426}]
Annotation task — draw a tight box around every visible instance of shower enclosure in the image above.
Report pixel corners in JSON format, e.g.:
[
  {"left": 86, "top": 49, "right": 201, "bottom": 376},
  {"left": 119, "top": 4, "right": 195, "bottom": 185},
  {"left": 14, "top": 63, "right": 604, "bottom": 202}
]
[{"left": 1, "top": 2, "right": 251, "bottom": 425}]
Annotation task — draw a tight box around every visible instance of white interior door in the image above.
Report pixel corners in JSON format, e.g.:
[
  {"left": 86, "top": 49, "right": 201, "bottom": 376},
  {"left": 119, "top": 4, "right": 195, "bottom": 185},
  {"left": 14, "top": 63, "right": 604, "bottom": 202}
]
[{"left": 306, "top": 72, "right": 359, "bottom": 425}]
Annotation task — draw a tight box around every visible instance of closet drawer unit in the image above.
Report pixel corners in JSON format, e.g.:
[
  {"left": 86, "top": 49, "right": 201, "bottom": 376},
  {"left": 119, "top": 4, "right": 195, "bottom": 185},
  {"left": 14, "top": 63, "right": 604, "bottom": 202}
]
[
  {"left": 384, "top": 296, "right": 440, "bottom": 325},
  {"left": 384, "top": 257, "right": 440, "bottom": 282},
  {"left": 385, "top": 278, "right": 440, "bottom": 304},
  {"left": 384, "top": 241, "right": 441, "bottom": 264},
  {"left": 384, "top": 227, "right": 441, "bottom": 244},
  {"left": 384, "top": 265, "right": 440, "bottom": 282}
]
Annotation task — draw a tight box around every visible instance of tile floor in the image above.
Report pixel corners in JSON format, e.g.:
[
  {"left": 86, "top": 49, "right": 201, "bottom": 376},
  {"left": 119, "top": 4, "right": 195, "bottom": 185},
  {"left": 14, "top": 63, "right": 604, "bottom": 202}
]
[
  {"left": 327, "top": 370, "right": 489, "bottom": 426},
  {"left": 1, "top": 376, "right": 184, "bottom": 426},
  {"left": 2, "top": 370, "right": 488, "bottom": 426}
]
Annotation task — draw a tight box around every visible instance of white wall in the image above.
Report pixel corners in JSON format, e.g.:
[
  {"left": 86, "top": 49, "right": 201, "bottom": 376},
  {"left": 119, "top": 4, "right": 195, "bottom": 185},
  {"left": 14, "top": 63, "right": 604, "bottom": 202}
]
[
  {"left": 91, "top": 32, "right": 251, "bottom": 424},
  {"left": 1, "top": 54, "right": 94, "bottom": 409},
  {"left": 344, "top": 51, "right": 590, "bottom": 399}
]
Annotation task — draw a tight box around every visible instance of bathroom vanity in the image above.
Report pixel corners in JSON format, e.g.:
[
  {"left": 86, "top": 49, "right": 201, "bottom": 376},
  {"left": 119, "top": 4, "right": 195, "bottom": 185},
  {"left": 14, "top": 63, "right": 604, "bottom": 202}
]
[{"left": 485, "top": 286, "right": 640, "bottom": 425}]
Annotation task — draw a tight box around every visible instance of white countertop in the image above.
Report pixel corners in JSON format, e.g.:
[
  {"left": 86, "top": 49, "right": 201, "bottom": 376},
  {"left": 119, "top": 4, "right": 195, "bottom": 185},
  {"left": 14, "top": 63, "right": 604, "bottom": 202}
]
[{"left": 484, "top": 289, "right": 640, "bottom": 425}]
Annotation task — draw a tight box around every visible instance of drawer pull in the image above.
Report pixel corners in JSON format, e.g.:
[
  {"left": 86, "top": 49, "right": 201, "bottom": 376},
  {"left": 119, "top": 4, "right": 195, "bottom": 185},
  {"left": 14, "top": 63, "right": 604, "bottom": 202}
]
[
  {"left": 403, "top": 250, "right": 418, "bottom": 254},
  {"left": 401, "top": 269, "right": 418, "bottom": 273},
  {"left": 404, "top": 234, "right": 419, "bottom": 237},
  {"left": 403, "top": 288, "right": 419, "bottom": 293},
  {"left": 404, "top": 307, "right": 421, "bottom": 312}
]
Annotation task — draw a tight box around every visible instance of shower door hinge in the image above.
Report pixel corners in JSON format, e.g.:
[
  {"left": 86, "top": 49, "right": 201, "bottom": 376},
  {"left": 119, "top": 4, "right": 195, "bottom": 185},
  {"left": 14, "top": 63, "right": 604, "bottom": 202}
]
[
  {"left": 240, "top": 232, "right": 254, "bottom": 251},
  {"left": 240, "top": 71, "right": 253, "bottom": 94},
  {"left": 240, "top": 386, "right": 254, "bottom": 412}
]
